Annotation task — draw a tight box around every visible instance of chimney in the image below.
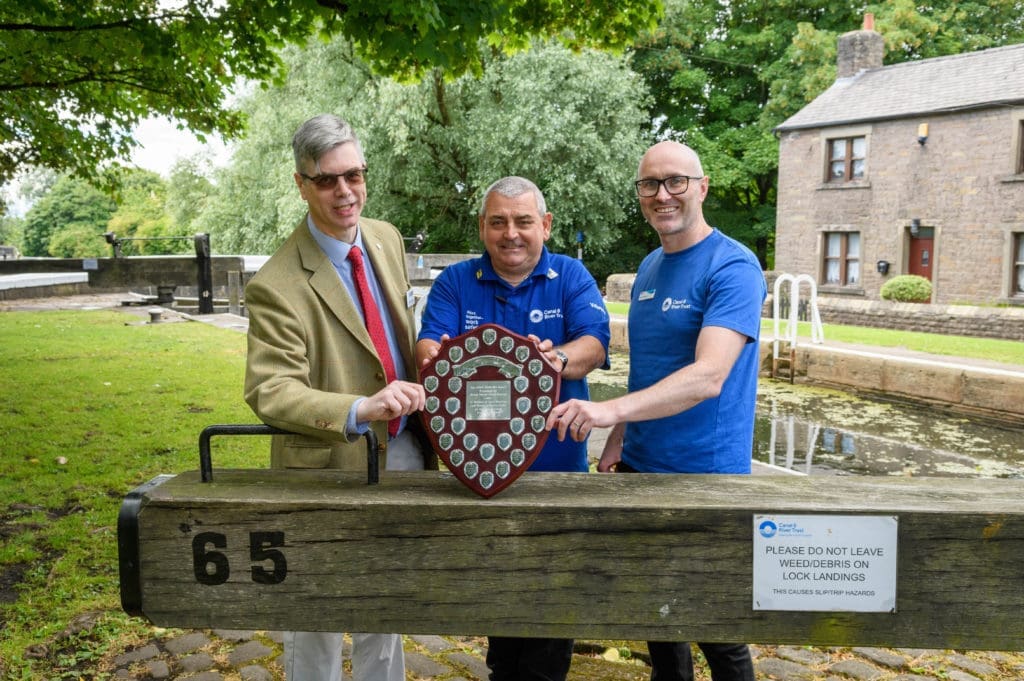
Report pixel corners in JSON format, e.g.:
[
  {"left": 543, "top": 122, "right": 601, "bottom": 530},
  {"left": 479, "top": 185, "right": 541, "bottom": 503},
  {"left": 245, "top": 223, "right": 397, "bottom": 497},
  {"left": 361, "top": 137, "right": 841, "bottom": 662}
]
[{"left": 836, "top": 13, "right": 884, "bottom": 78}]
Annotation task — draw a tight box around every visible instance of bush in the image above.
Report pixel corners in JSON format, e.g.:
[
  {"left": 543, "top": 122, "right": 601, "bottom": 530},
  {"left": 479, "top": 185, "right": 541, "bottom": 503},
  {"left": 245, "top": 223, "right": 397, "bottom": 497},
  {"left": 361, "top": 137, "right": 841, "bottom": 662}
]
[{"left": 880, "top": 274, "right": 932, "bottom": 302}]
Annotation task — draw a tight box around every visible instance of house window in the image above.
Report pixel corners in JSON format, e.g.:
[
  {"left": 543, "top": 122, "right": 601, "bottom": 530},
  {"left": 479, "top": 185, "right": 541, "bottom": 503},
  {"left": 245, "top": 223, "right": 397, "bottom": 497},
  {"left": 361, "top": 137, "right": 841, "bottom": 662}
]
[
  {"left": 827, "top": 136, "right": 866, "bottom": 182},
  {"left": 823, "top": 232, "right": 860, "bottom": 286},
  {"left": 1018, "top": 121, "right": 1024, "bottom": 174},
  {"left": 1014, "top": 233, "right": 1024, "bottom": 295}
]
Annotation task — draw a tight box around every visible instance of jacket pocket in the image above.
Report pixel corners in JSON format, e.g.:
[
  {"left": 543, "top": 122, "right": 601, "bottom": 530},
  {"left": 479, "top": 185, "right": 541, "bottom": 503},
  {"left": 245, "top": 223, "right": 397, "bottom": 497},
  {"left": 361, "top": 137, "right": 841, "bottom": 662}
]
[{"left": 271, "top": 435, "right": 332, "bottom": 469}]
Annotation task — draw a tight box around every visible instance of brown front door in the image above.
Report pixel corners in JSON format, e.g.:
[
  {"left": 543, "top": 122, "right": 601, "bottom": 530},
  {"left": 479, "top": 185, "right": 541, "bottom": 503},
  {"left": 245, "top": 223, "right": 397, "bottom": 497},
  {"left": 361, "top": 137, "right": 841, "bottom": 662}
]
[{"left": 908, "top": 235, "right": 933, "bottom": 281}]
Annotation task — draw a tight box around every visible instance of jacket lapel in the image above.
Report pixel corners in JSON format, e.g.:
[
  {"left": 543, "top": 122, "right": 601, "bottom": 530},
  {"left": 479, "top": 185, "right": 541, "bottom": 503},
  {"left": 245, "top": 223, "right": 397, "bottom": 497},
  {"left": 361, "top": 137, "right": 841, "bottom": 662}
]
[{"left": 295, "top": 220, "right": 378, "bottom": 356}]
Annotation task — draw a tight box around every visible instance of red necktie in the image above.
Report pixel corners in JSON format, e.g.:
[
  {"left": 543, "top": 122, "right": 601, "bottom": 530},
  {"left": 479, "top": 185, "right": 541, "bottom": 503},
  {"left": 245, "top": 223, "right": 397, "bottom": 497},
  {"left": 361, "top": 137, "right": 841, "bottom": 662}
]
[{"left": 348, "top": 245, "right": 400, "bottom": 437}]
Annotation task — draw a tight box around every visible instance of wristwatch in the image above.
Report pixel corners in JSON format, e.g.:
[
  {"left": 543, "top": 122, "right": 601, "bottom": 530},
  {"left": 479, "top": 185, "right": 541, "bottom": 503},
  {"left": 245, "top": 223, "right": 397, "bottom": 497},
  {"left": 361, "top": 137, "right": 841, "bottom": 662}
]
[{"left": 555, "top": 349, "right": 569, "bottom": 371}]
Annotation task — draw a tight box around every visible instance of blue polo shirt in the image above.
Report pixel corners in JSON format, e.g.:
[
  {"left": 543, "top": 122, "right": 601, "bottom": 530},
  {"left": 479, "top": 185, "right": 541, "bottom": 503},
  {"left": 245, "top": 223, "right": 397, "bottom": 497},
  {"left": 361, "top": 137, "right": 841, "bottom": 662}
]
[{"left": 418, "top": 248, "right": 610, "bottom": 471}]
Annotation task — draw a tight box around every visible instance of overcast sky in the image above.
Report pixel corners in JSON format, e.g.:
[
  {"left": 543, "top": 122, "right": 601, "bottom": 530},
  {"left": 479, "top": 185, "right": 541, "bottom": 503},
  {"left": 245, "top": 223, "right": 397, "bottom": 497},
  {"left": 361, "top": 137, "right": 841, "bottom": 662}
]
[
  {"left": 129, "top": 116, "right": 232, "bottom": 176},
  {"left": 1, "top": 118, "right": 232, "bottom": 217}
]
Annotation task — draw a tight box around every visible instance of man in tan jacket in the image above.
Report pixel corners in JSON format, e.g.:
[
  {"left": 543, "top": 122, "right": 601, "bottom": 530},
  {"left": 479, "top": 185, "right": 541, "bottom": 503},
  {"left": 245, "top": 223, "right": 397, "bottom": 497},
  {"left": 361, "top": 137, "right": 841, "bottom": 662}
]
[{"left": 244, "top": 114, "right": 425, "bottom": 681}]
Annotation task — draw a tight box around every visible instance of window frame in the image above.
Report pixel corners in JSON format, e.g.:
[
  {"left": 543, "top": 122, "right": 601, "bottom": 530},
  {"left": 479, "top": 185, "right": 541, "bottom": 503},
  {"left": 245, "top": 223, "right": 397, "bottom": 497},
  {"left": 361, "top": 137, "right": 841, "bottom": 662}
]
[
  {"left": 1013, "top": 232, "right": 1024, "bottom": 297},
  {"left": 1018, "top": 120, "right": 1024, "bottom": 175},
  {"left": 825, "top": 135, "right": 867, "bottom": 183},
  {"left": 822, "top": 231, "right": 861, "bottom": 287}
]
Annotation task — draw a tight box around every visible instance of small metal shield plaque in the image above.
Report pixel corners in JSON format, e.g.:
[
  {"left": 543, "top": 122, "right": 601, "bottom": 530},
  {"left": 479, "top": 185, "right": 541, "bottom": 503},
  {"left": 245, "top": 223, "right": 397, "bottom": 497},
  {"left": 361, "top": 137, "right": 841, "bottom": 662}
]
[{"left": 420, "top": 323, "right": 560, "bottom": 498}]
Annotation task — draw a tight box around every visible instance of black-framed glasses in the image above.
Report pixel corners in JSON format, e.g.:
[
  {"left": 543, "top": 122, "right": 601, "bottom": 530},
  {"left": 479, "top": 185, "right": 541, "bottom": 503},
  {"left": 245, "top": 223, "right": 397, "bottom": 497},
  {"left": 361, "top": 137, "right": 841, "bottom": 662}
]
[
  {"left": 634, "top": 175, "right": 703, "bottom": 197},
  {"left": 300, "top": 167, "right": 368, "bottom": 190}
]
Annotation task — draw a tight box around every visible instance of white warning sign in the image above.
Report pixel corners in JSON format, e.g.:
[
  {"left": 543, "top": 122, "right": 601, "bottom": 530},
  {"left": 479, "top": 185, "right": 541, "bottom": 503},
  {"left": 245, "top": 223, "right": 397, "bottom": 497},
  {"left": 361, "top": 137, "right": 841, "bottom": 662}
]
[{"left": 753, "top": 514, "right": 898, "bottom": 612}]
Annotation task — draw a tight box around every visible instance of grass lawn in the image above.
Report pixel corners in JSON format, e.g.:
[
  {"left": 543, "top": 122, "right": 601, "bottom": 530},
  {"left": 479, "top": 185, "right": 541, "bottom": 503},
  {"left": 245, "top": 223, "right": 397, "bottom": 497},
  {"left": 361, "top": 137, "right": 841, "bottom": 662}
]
[
  {"left": 0, "top": 310, "right": 263, "bottom": 679},
  {"left": 760, "top": 319, "right": 1024, "bottom": 365}
]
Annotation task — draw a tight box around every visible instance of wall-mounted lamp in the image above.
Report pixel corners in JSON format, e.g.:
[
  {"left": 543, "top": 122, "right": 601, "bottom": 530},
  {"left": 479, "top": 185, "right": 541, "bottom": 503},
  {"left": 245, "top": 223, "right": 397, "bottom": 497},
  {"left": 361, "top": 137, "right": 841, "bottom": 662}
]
[
  {"left": 876, "top": 260, "right": 890, "bottom": 275},
  {"left": 917, "top": 123, "right": 929, "bottom": 145},
  {"left": 910, "top": 218, "right": 921, "bottom": 236}
]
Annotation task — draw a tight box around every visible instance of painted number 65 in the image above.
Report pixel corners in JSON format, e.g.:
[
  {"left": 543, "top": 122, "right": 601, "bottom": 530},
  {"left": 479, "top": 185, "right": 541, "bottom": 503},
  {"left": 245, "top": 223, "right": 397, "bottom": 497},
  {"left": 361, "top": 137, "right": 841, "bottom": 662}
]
[{"left": 192, "top": 531, "right": 288, "bottom": 585}]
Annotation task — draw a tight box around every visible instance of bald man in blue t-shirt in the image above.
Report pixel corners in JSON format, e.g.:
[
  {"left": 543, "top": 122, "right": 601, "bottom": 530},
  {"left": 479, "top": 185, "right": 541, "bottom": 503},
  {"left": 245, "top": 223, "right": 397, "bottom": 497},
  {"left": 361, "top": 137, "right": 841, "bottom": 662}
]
[{"left": 548, "top": 141, "right": 766, "bottom": 681}]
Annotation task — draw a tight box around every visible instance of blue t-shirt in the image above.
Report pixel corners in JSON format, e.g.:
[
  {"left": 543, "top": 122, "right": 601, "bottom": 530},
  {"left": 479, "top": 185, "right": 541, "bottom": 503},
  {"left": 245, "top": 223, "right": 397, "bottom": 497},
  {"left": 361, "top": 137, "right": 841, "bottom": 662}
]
[
  {"left": 418, "top": 248, "right": 610, "bottom": 472},
  {"left": 624, "top": 229, "right": 766, "bottom": 474}
]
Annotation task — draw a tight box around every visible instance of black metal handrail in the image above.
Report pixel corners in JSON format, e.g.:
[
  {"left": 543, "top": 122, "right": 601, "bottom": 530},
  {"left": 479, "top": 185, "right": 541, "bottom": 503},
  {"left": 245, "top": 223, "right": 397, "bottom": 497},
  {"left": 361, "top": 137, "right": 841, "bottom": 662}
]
[{"left": 198, "top": 424, "right": 380, "bottom": 484}]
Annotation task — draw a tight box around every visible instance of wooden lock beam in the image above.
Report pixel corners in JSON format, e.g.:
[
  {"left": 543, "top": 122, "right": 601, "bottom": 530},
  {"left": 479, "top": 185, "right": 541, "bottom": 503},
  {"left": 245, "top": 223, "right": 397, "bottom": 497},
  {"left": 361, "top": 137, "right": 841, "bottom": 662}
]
[{"left": 117, "top": 470, "right": 1024, "bottom": 650}]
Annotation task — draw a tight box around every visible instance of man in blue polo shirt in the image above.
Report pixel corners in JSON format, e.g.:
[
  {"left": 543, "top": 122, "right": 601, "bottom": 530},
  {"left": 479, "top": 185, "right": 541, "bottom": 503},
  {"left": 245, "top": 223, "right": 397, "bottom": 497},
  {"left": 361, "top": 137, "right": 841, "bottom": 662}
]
[{"left": 416, "top": 175, "right": 609, "bottom": 679}]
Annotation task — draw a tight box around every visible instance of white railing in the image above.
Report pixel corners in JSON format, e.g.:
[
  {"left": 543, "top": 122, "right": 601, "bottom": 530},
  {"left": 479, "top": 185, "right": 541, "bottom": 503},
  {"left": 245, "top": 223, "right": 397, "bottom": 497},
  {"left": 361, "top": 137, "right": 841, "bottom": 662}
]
[{"left": 772, "top": 273, "right": 824, "bottom": 367}]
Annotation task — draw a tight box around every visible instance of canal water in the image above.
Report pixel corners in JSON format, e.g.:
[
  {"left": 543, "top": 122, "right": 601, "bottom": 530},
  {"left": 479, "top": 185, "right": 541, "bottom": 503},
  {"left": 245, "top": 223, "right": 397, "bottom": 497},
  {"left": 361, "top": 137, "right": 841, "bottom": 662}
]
[{"left": 587, "top": 352, "right": 1024, "bottom": 478}]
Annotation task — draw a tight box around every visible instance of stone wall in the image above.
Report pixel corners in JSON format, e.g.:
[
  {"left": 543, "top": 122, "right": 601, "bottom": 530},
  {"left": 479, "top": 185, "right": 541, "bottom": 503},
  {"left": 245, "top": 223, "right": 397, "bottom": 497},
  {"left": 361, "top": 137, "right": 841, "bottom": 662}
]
[
  {"left": 774, "top": 108, "right": 1024, "bottom": 306},
  {"left": 805, "top": 296, "right": 1024, "bottom": 342},
  {"left": 605, "top": 273, "right": 634, "bottom": 303},
  {"left": 0, "top": 256, "right": 248, "bottom": 296},
  {"left": 406, "top": 253, "right": 478, "bottom": 285},
  {"left": 608, "top": 271, "right": 1024, "bottom": 341},
  {"left": 759, "top": 341, "right": 1024, "bottom": 426}
]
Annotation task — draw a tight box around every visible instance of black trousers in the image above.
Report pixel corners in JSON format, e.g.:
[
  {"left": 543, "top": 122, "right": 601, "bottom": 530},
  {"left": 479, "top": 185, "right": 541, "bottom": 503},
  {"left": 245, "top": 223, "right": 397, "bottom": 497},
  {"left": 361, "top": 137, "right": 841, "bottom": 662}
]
[
  {"left": 486, "top": 636, "right": 574, "bottom": 681},
  {"left": 648, "top": 641, "right": 755, "bottom": 681},
  {"left": 617, "top": 461, "right": 755, "bottom": 681}
]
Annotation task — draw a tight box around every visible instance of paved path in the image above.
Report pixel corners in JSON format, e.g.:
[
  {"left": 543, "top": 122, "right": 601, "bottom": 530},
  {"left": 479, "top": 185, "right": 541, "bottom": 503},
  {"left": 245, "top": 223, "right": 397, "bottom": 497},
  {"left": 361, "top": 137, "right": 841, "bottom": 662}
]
[
  {"left": 104, "top": 628, "right": 1024, "bottom": 680},
  {"left": 6, "top": 294, "right": 1024, "bottom": 680}
]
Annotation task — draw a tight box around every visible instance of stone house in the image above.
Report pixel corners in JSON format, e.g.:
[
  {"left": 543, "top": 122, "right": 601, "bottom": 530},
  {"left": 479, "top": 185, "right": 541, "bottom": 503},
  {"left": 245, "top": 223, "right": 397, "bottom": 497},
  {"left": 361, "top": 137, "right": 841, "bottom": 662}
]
[{"left": 773, "top": 18, "right": 1024, "bottom": 306}]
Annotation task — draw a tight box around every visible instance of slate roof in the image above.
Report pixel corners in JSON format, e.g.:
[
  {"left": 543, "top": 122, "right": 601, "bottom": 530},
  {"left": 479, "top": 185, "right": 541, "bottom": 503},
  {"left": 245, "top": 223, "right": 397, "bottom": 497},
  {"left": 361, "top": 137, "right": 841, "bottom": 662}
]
[{"left": 776, "top": 42, "right": 1024, "bottom": 132}]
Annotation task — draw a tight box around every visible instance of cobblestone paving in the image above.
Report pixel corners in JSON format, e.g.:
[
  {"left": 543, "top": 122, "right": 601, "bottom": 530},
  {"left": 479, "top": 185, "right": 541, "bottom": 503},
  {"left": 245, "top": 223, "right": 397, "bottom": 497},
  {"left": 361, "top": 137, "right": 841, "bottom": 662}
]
[{"left": 103, "top": 629, "right": 1024, "bottom": 680}]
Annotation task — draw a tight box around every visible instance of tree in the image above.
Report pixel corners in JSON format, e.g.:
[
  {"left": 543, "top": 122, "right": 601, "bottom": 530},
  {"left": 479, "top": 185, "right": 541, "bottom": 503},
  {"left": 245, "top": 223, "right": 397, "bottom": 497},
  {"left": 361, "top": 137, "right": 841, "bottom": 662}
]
[
  {"left": 195, "top": 37, "right": 375, "bottom": 255},
  {"left": 0, "top": 214, "right": 23, "bottom": 251},
  {"left": 19, "top": 168, "right": 198, "bottom": 257},
  {"left": 0, "top": 166, "right": 57, "bottom": 220},
  {"left": 21, "top": 176, "right": 115, "bottom": 257},
  {"left": 629, "top": 0, "right": 1024, "bottom": 269},
  {"left": 2, "top": 0, "right": 661, "bottom": 189},
  {"left": 199, "top": 35, "right": 651, "bottom": 272},
  {"left": 362, "top": 42, "right": 651, "bottom": 257},
  {"left": 106, "top": 169, "right": 188, "bottom": 255},
  {"left": 764, "top": 0, "right": 1024, "bottom": 122},
  {"left": 46, "top": 221, "right": 108, "bottom": 258},
  {"left": 165, "top": 156, "right": 215, "bottom": 235}
]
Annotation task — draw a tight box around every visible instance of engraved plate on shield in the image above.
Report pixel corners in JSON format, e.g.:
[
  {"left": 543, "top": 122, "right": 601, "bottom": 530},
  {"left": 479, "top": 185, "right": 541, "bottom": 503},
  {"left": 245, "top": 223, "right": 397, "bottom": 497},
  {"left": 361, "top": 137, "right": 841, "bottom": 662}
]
[{"left": 419, "top": 323, "right": 561, "bottom": 498}]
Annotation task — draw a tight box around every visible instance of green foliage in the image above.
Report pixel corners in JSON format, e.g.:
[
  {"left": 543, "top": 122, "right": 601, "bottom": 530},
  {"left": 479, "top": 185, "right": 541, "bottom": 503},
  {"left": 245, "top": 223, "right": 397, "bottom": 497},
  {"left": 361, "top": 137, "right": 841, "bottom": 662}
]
[
  {"left": 880, "top": 274, "right": 933, "bottom": 303},
  {"left": 0, "top": 213, "right": 24, "bottom": 251},
  {"left": 106, "top": 168, "right": 189, "bottom": 255},
  {"left": 364, "top": 42, "right": 651, "bottom": 255},
  {"left": 46, "top": 221, "right": 107, "bottom": 258},
  {"left": 318, "top": 0, "right": 662, "bottom": 80},
  {"left": 195, "top": 37, "right": 373, "bottom": 254},
  {"left": 2, "top": 167, "right": 58, "bottom": 226},
  {"left": 0, "top": 310, "right": 260, "bottom": 676},
  {"left": 1, "top": 0, "right": 660, "bottom": 189},
  {"left": 629, "top": 0, "right": 1024, "bottom": 269},
  {"left": 202, "top": 37, "right": 651, "bottom": 261},
  {"left": 18, "top": 167, "right": 202, "bottom": 257},
  {"left": 165, "top": 157, "right": 216, "bottom": 234},
  {"left": 1, "top": 1, "right": 312, "bottom": 188},
  {"left": 585, "top": 201, "right": 661, "bottom": 290},
  {"left": 21, "top": 176, "right": 116, "bottom": 256}
]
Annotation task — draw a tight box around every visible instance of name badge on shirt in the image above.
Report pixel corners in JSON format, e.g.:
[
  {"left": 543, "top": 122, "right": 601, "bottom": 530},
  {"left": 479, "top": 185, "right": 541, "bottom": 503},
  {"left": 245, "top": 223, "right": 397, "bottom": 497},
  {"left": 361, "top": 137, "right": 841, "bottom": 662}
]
[
  {"left": 406, "top": 289, "right": 416, "bottom": 308},
  {"left": 638, "top": 289, "right": 656, "bottom": 301}
]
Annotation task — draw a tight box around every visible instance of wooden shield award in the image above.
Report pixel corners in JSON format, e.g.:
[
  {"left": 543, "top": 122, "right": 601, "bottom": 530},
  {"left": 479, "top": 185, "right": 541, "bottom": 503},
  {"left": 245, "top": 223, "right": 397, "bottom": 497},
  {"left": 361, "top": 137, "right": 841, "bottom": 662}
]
[{"left": 420, "top": 323, "right": 560, "bottom": 498}]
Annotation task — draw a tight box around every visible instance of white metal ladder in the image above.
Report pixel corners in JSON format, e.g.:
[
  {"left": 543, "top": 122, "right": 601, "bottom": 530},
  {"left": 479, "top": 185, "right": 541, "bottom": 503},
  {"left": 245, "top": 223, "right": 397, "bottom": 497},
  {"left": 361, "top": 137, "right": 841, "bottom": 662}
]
[{"left": 771, "top": 273, "right": 824, "bottom": 381}]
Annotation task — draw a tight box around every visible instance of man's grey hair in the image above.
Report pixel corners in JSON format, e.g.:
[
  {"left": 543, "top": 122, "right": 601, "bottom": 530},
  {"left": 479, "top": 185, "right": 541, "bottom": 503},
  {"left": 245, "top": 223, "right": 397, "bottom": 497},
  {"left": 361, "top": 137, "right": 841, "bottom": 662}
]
[
  {"left": 479, "top": 176, "right": 547, "bottom": 217},
  {"left": 292, "top": 114, "right": 365, "bottom": 174}
]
